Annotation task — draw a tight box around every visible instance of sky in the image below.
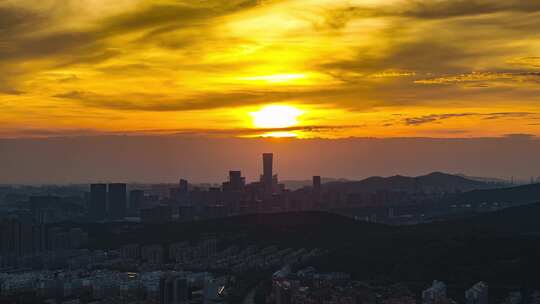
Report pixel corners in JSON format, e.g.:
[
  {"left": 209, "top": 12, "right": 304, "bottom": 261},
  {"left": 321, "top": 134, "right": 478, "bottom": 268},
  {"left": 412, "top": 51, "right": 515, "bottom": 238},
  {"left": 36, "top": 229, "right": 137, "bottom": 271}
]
[
  {"left": 1, "top": 135, "right": 540, "bottom": 184},
  {"left": 1, "top": 0, "right": 540, "bottom": 138}
]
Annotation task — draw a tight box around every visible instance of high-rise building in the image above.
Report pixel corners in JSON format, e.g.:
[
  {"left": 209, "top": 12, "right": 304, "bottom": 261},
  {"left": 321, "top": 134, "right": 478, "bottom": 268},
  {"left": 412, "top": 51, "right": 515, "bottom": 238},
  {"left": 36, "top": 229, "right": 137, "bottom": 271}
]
[
  {"left": 160, "top": 273, "right": 188, "bottom": 304},
  {"left": 140, "top": 204, "right": 172, "bottom": 223},
  {"left": 89, "top": 184, "right": 107, "bottom": 220},
  {"left": 29, "top": 196, "right": 60, "bottom": 223},
  {"left": 313, "top": 176, "right": 321, "bottom": 193},
  {"left": 0, "top": 218, "right": 20, "bottom": 258},
  {"left": 47, "top": 227, "right": 70, "bottom": 251},
  {"left": 129, "top": 190, "right": 145, "bottom": 214},
  {"left": 19, "top": 220, "right": 34, "bottom": 256},
  {"left": 228, "top": 171, "right": 245, "bottom": 192},
  {"left": 204, "top": 277, "right": 223, "bottom": 304},
  {"left": 263, "top": 153, "right": 273, "bottom": 197},
  {"left": 120, "top": 244, "right": 140, "bottom": 260},
  {"left": 179, "top": 179, "right": 188, "bottom": 195},
  {"left": 422, "top": 280, "right": 447, "bottom": 304},
  {"left": 108, "top": 183, "right": 127, "bottom": 220},
  {"left": 142, "top": 244, "right": 164, "bottom": 264},
  {"left": 68, "top": 228, "right": 87, "bottom": 249},
  {"left": 466, "top": 282, "right": 488, "bottom": 304},
  {"left": 0, "top": 218, "right": 45, "bottom": 261},
  {"left": 177, "top": 179, "right": 190, "bottom": 206}
]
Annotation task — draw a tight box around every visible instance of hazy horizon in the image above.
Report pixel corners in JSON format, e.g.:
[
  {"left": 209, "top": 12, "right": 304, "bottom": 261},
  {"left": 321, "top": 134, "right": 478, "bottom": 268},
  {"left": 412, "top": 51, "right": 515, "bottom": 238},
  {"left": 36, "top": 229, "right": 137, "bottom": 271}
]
[{"left": 1, "top": 135, "right": 538, "bottom": 184}]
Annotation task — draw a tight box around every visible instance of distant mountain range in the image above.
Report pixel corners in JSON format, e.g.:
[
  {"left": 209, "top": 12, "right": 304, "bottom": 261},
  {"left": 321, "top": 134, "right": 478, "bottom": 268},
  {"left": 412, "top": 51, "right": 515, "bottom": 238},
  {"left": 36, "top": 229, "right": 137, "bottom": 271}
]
[
  {"left": 322, "top": 172, "right": 500, "bottom": 193},
  {"left": 454, "top": 182, "right": 540, "bottom": 205},
  {"left": 455, "top": 174, "right": 509, "bottom": 184}
]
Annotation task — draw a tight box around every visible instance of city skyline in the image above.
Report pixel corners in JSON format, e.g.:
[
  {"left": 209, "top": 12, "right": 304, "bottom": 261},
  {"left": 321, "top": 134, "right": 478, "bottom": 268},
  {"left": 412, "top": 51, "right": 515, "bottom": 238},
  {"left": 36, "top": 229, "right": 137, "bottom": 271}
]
[{"left": 1, "top": 136, "right": 540, "bottom": 184}]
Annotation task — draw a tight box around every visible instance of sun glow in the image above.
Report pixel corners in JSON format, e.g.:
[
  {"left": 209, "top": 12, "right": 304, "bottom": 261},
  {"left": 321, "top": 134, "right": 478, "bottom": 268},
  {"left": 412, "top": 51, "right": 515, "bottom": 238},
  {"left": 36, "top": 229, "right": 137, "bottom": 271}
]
[
  {"left": 239, "top": 74, "right": 306, "bottom": 83},
  {"left": 250, "top": 105, "right": 303, "bottom": 129},
  {"left": 261, "top": 131, "right": 298, "bottom": 138}
]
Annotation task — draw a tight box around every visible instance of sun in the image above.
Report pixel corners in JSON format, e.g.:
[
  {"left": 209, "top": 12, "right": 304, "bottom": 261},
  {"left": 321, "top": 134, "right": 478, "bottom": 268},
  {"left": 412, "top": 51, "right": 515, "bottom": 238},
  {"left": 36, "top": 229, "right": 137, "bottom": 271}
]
[{"left": 250, "top": 105, "right": 303, "bottom": 129}]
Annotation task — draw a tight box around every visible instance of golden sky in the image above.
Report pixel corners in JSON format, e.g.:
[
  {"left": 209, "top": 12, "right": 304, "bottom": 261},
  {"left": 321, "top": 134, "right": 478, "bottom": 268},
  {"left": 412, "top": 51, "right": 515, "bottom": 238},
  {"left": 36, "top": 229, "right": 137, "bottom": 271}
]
[{"left": 1, "top": 0, "right": 540, "bottom": 138}]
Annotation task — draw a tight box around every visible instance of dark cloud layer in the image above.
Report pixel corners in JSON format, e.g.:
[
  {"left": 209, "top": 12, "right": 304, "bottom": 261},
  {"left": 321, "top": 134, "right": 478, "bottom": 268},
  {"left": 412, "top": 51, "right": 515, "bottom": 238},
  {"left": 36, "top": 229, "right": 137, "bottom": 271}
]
[
  {"left": 322, "top": 0, "right": 540, "bottom": 29},
  {"left": 0, "top": 1, "right": 262, "bottom": 63},
  {"left": 403, "top": 112, "right": 536, "bottom": 126}
]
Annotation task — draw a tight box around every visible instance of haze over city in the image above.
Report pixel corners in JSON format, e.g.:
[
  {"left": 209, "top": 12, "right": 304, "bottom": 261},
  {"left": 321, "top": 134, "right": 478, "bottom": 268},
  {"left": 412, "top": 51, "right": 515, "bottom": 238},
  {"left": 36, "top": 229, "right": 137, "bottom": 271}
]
[{"left": 1, "top": 136, "right": 540, "bottom": 184}]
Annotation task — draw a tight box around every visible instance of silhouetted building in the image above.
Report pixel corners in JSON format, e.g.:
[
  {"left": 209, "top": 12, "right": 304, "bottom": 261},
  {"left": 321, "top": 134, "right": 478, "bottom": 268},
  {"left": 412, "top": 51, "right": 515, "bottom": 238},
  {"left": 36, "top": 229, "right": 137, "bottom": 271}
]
[
  {"left": 423, "top": 280, "right": 447, "bottom": 304},
  {"left": 108, "top": 183, "right": 127, "bottom": 220},
  {"left": 47, "top": 227, "right": 70, "bottom": 251},
  {"left": 0, "top": 218, "right": 20, "bottom": 257},
  {"left": 313, "top": 176, "right": 321, "bottom": 193},
  {"left": 225, "top": 170, "right": 245, "bottom": 192},
  {"left": 68, "top": 228, "right": 87, "bottom": 249},
  {"left": 179, "top": 179, "right": 188, "bottom": 195},
  {"left": 466, "top": 282, "right": 488, "bottom": 304},
  {"left": 142, "top": 244, "right": 164, "bottom": 264},
  {"left": 176, "top": 179, "right": 190, "bottom": 205},
  {"left": 29, "top": 195, "right": 60, "bottom": 223},
  {"left": 204, "top": 277, "right": 222, "bottom": 304},
  {"left": 141, "top": 205, "right": 172, "bottom": 223},
  {"left": 89, "top": 184, "right": 107, "bottom": 221},
  {"left": 120, "top": 244, "right": 140, "bottom": 260},
  {"left": 263, "top": 153, "right": 273, "bottom": 198},
  {"left": 160, "top": 273, "right": 188, "bottom": 304},
  {"left": 0, "top": 218, "right": 47, "bottom": 263},
  {"left": 129, "top": 189, "right": 145, "bottom": 215}
]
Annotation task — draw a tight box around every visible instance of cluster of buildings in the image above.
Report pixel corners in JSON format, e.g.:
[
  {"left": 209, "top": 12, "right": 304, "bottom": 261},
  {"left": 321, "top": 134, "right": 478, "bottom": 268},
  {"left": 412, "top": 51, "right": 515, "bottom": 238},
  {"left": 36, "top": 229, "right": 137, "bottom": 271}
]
[
  {"left": 422, "top": 280, "right": 489, "bottom": 304},
  {"left": 270, "top": 274, "right": 533, "bottom": 304},
  {"left": 270, "top": 266, "right": 416, "bottom": 304},
  {"left": 86, "top": 153, "right": 324, "bottom": 223},
  {"left": 0, "top": 269, "right": 227, "bottom": 304},
  {"left": 116, "top": 241, "right": 326, "bottom": 275},
  {"left": 0, "top": 217, "right": 88, "bottom": 268},
  {"left": 1, "top": 152, "right": 501, "bottom": 229},
  {"left": 0, "top": 242, "right": 325, "bottom": 303},
  {"left": 0, "top": 222, "right": 326, "bottom": 304}
]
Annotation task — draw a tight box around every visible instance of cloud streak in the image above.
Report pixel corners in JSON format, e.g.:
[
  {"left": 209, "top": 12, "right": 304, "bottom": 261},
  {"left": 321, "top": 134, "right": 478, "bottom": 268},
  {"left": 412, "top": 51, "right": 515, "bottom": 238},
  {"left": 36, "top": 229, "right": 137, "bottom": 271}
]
[
  {"left": 415, "top": 72, "right": 540, "bottom": 86},
  {"left": 403, "top": 112, "right": 536, "bottom": 126}
]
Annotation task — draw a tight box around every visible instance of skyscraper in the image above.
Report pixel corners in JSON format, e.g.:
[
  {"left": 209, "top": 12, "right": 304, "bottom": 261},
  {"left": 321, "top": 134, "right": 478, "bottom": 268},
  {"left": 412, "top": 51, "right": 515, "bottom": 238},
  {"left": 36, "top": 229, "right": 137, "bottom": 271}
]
[
  {"left": 263, "top": 153, "right": 273, "bottom": 198},
  {"left": 422, "top": 280, "right": 447, "bottom": 304},
  {"left": 179, "top": 179, "right": 188, "bottom": 195},
  {"left": 90, "top": 184, "right": 107, "bottom": 220},
  {"left": 159, "top": 273, "right": 188, "bottom": 304},
  {"left": 129, "top": 190, "right": 145, "bottom": 215},
  {"left": 312, "top": 176, "right": 322, "bottom": 205},
  {"left": 108, "top": 183, "right": 127, "bottom": 220},
  {"left": 466, "top": 282, "right": 488, "bottom": 304},
  {"left": 228, "top": 170, "right": 245, "bottom": 192},
  {"left": 312, "top": 176, "right": 321, "bottom": 194}
]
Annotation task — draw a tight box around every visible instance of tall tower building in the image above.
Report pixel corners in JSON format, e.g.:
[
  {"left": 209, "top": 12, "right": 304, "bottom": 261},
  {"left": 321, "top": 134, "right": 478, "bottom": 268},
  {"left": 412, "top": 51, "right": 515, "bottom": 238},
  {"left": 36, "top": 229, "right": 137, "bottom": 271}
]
[
  {"left": 179, "top": 179, "right": 188, "bottom": 195},
  {"left": 229, "top": 171, "right": 244, "bottom": 191},
  {"left": 262, "top": 153, "right": 273, "bottom": 198},
  {"left": 129, "top": 190, "right": 145, "bottom": 214},
  {"left": 312, "top": 176, "right": 322, "bottom": 205},
  {"left": 108, "top": 183, "right": 127, "bottom": 220},
  {"left": 160, "top": 273, "right": 188, "bottom": 304},
  {"left": 313, "top": 176, "right": 321, "bottom": 193},
  {"left": 90, "top": 184, "right": 107, "bottom": 220},
  {"left": 465, "top": 282, "right": 488, "bottom": 304}
]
